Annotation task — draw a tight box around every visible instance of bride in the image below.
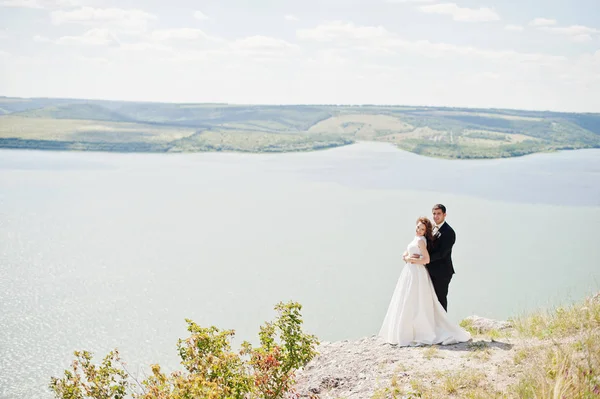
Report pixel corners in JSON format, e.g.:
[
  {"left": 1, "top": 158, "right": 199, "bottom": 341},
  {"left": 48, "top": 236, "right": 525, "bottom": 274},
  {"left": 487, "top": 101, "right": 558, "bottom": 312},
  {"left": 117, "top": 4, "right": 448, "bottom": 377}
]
[{"left": 378, "top": 217, "right": 471, "bottom": 346}]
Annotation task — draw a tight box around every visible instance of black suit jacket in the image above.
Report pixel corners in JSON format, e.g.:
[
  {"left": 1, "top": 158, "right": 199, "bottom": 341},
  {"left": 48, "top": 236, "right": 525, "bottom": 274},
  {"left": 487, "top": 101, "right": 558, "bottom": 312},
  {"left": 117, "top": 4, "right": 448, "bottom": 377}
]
[{"left": 426, "top": 222, "right": 456, "bottom": 279}]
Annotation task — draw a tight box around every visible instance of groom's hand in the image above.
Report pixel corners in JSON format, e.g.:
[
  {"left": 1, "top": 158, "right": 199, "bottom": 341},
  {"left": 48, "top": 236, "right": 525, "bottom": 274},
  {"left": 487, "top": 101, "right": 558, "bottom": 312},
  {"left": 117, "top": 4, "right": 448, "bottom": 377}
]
[{"left": 411, "top": 254, "right": 420, "bottom": 258}]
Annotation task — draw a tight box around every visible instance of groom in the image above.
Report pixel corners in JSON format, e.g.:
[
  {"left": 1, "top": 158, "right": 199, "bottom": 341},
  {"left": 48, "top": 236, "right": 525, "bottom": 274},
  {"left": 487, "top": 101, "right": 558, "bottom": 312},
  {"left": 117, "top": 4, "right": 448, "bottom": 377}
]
[{"left": 421, "top": 204, "right": 456, "bottom": 311}]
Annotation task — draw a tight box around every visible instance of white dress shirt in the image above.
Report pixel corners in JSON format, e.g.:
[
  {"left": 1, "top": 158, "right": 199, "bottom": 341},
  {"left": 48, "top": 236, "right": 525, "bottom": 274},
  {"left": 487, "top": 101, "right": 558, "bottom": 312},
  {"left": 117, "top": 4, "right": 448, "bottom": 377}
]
[{"left": 433, "top": 220, "right": 445, "bottom": 233}]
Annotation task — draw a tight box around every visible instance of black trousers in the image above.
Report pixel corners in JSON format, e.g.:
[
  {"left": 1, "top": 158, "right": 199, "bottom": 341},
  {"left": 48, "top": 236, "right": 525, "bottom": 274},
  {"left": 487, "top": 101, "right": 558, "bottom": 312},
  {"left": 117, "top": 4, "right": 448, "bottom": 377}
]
[{"left": 429, "top": 274, "right": 453, "bottom": 311}]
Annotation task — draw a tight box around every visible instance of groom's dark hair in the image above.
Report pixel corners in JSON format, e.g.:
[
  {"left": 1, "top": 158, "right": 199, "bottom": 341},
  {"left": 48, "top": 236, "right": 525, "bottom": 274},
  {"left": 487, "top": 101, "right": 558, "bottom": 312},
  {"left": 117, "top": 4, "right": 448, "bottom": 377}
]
[{"left": 432, "top": 204, "right": 446, "bottom": 213}]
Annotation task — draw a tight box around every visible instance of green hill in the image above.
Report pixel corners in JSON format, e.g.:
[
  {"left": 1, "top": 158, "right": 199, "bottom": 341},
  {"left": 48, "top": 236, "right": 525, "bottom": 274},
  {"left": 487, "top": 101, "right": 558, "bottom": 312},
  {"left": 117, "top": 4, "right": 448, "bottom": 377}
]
[
  {"left": 0, "top": 96, "right": 598, "bottom": 158},
  {"left": 13, "top": 103, "right": 134, "bottom": 122}
]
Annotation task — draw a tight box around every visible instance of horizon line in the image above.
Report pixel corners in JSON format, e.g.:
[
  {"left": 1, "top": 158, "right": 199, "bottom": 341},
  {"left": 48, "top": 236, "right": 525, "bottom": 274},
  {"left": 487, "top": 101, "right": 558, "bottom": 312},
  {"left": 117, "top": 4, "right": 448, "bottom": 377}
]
[{"left": 1, "top": 94, "right": 598, "bottom": 115}]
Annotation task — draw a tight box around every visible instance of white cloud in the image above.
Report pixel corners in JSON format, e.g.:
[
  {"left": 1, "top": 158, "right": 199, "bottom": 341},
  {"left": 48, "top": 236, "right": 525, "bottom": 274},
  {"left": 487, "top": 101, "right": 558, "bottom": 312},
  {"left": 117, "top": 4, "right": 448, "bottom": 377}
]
[
  {"left": 386, "top": 0, "right": 435, "bottom": 3},
  {"left": 551, "top": 50, "right": 600, "bottom": 87},
  {"left": 76, "top": 55, "right": 111, "bottom": 65},
  {"left": 51, "top": 7, "right": 157, "bottom": 33},
  {"left": 419, "top": 3, "right": 500, "bottom": 22},
  {"left": 193, "top": 10, "right": 208, "bottom": 20},
  {"left": 4, "top": 8, "right": 599, "bottom": 112},
  {"left": 540, "top": 25, "right": 598, "bottom": 35},
  {"left": 117, "top": 42, "right": 172, "bottom": 52},
  {"left": 230, "top": 35, "right": 300, "bottom": 60},
  {"left": 34, "top": 28, "right": 119, "bottom": 46},
  {"left": 537, "top": 24, "right": 599, "bottom": 42},
  {"left": 284, "top": 14, "right": 299, "bottom": 21},
  {"left": 0, "top": 0, "right": 78, "bottom": 8},
  {"left": 474, "top": 71, "right": 501, "bottom": 80},
  {"left": 297, "top": 21, "right": 566, "bottom": 65},
  {"left": 33, "top": 34, "right": 52, "bottom": 42},
  {"left": 570, "top": 34, "right": 593, "bottom": 42},
  {"left": 529, "top": 18, "right": 557, "bottom": 27},
  {"left": 151, "top": 28, "right": 213, "bottom": 41},
  {"left": 233, "top": 35, "right": 298, "bottom": 51},
  {"left": 306, "top": 51, "right": 349, "bottom": 66},
  {"left": 57, "top": 28, "right": 118, "bottom": 45},
  {"left": 297, "top": 21, "right": 388, "bottom": 42},
  {"left": 407, "top": 40, "right": 566, "bottom": 64},
  {"left": 418, "top": 3, "right": 500, "bottom": 22},
  {"left": 504, "top": 25, "right": 524, "bottom": 31}
]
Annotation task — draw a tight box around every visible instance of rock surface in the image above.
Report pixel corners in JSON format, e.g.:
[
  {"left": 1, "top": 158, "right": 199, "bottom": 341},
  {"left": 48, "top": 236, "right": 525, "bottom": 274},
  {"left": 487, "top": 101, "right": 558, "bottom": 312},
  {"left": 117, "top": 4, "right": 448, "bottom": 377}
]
[
  {"left": 461, "top": 315, "right": 513, "bottom": 332},
  {"left": 293, "top": 323, "right": 526, "bottom": 399}
]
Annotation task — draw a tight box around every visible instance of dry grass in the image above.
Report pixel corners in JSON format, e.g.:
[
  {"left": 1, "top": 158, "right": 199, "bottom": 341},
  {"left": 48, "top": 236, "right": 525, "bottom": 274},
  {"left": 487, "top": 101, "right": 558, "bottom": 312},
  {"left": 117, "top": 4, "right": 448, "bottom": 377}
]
[
  {"left": 508, "top": 295, "right": 600, "bottom": 398},
  {"left": 459, "top": 320, "right": 510, "bottom": 342},
  {"left": 406, "top": 369, "right": 501, "bottom": 398},
  {"left": 0, "top": 115, "right": 194, "bottom": 142},
  {"left": 0, "top": 116, "right": 351, "bottom": 152},
  {"left": 307, "top": 114, "right": 414, "bottom": 137},
  {"left": 372, "top": 294, "right": 600, "bottom": 399},
  {"left": 510, "top": 331, "right": 600, "bottom": 398},
  {"left": 422, "top": 346, "right": 442, "bottom": 360},
  {"left": 371, "top": 374, "right": 404, "bottom": 399},
  {"left": 462, "top": 130, "right": 538, "bottom": 143},
  {"left": 377, "top": 127, "right": 449, "bottom": 144},
  {"left": 465, "top": 341, "right": 493, "bottom": 362},
  {"left": 511, "top": 294, "right": 600, "bottom": 339}
]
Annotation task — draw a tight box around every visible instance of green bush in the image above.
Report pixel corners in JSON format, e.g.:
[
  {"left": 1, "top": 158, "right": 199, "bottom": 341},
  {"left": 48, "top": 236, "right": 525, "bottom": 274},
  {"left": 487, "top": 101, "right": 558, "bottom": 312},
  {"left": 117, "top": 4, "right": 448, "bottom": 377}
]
[{"left": 50, "top": 301, "right": 319, "bottom": 399}]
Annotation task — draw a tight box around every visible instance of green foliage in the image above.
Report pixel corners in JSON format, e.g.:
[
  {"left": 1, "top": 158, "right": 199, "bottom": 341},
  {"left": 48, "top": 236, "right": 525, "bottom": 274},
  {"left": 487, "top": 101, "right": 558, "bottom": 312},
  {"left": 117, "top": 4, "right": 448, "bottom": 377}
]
[
  {"left": 403, "top": 369, "right": 497, "bottom": 398},
  {"left": 240, "top": 302, "right": 319, "bottom": 399},
  {"left": 371, "top": 375, "right": 403, "bottom": 399},
  {"left": 396, "top": 136, "right": 596, "bottom": 159},
  {"left": 509, "top": 294, "right": 600, "bottom": 398},
  {"left": 0, "top": 138, "right": 171, "bottom": 152},
  {"left": 49, "top": 350, "right": 129, "bottom": 399},
  {"left": 1, "top": 97, "right": 599, "bottom": 157},
  {"left": 14, "top": 104, "right": 134, "bottom": 122},
  {"left": 49, "top": 301, "right": 319, "bottom": 399},
  {"left": 510, "top": 330, "right": 600, "bottom": 398},
  {"left": 565, "top": 114, "right": 600, "bottom": 135},
  {"left": 462, "top": 131, "right": 509, "bottom": 141},
  {"left": 168, "top": 130, "right": 353, "bottom": 153},
  {"left": 511, "top": 295, "right": 600, "bottom": 339}
]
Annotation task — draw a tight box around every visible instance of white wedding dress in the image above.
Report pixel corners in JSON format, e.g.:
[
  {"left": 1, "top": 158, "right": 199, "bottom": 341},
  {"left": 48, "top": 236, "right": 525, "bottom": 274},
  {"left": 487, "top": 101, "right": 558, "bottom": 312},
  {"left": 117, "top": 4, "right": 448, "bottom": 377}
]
[{"left": 378, "top": 235, "right": 471, "bottom": 346}]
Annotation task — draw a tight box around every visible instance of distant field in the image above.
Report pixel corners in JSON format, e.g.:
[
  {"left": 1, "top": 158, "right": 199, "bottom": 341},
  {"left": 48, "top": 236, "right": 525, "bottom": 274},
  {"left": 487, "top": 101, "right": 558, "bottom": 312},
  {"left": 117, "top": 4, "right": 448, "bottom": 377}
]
[
  {"left": 425, "top": 111, "right": 544, "bottom": 122},
  {"left": 0, "top": 116, "right": 195, "bottom": 143},
  {"left": 308, "top": 114, "right": 414, "bottom": 138},
  {"left": 169, "top": 130, "right": 352, "bottom": 153},
  {"left": 0, "top": 114, "right": 351, "bottom": 153},
  {"left": 0, "top": 96, "right": 598, "bottom": 158}
]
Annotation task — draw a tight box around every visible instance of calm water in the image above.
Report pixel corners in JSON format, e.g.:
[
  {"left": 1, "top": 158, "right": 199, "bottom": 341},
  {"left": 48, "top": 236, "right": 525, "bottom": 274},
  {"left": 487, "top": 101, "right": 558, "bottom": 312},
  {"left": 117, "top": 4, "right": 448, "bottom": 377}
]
[{"left": 1, "top": 142, "right": 599, "bottom": 398}]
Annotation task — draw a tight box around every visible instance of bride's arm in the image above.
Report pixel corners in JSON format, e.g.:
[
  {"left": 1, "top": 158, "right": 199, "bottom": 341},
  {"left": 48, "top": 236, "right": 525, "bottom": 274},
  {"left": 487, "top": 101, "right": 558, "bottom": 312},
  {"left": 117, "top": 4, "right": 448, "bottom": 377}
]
[{"left": 408, "top": 240, "right": 430, "bottom": 265}]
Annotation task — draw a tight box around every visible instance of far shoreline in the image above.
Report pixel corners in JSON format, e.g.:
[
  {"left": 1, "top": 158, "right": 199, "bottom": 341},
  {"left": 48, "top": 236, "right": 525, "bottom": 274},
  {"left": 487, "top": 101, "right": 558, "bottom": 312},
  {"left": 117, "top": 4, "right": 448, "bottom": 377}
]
[{"left": 1, "top": 139, "right": 598, "bottom": 160}]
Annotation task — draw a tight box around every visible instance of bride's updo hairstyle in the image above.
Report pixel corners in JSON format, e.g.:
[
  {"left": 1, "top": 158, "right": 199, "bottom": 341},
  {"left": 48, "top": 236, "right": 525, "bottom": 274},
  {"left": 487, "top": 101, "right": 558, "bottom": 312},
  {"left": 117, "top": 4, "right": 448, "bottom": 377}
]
[{"left": 416, "top": 216, "right": 434, "bottom": 249}]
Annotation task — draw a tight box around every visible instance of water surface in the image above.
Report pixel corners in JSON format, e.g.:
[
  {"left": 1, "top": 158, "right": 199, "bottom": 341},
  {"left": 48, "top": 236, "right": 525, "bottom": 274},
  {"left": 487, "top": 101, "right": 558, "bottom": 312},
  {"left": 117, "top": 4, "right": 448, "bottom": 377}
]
[{"left": 1, "top": 143, "right": 599, "bottom": 398}]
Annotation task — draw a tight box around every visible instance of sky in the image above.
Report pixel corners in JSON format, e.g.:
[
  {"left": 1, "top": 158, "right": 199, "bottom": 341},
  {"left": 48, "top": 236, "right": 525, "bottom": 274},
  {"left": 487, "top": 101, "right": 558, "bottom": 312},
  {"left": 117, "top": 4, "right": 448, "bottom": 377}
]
[{"left": 0, "top": 0, "right": 599, "bottom": 112}]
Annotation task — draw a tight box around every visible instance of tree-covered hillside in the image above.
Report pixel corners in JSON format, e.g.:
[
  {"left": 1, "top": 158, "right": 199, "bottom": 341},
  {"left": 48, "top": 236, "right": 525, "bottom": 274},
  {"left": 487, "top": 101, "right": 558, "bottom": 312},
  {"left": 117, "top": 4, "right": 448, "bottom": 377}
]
[{"left": 0, "top": 96, "right": 598, "bottom": 158}]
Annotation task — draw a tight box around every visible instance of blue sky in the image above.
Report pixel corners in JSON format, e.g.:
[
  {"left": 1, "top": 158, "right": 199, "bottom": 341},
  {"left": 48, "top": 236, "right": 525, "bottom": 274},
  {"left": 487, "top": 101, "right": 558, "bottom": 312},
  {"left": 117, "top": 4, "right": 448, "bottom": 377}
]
[{"left": 0, "top": 0, "right": 598, "bottom": 111}]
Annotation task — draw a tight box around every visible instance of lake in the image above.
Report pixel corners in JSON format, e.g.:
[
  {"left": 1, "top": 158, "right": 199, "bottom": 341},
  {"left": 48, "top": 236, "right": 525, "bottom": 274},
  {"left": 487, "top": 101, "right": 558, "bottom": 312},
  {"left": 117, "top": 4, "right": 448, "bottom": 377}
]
[{"left": 1, "top": 142, "right": 599, "bottom": 398}]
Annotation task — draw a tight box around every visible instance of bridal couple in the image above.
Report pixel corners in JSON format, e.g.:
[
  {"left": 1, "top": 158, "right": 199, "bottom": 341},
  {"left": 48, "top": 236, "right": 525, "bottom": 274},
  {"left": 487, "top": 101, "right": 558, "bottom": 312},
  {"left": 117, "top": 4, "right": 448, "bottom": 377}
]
[{"left": 378, "top": 204, "right": 471, "bottom": 346}]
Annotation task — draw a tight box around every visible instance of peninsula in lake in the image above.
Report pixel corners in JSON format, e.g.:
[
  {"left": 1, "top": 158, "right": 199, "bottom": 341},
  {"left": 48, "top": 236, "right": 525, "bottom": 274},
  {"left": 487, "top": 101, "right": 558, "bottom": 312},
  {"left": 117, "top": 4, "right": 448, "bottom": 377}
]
[{"left": 1, "top": 96, "right": 599, "bottom": 159}]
